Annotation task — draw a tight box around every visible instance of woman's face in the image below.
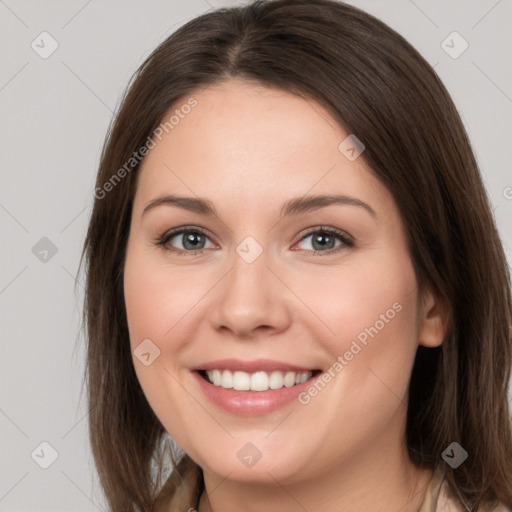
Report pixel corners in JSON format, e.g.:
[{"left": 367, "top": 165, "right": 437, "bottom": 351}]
[{"left": 123, "top": 78, "right": 442, "bottom": 486}]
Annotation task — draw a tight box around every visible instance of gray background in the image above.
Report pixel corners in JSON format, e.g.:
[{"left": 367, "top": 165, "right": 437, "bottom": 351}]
[{"left": 1, "top": 0, "right": 511, "bottom": 510}]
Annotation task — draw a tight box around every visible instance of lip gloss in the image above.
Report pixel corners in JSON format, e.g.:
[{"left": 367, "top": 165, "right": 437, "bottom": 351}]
[{"left": 192, "top": 370, "right": 319, "bottom": 416}]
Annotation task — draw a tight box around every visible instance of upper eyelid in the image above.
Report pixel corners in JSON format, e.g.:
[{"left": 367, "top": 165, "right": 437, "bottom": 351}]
[
  {"left": 299, "top": 225, "right": 351, "bottom": 240},
  {"left": 162, "top": 225, "right": 212, "bottom": 240},
  {"left": 160, "top": 226, "right": 215, "bottom": 245}
]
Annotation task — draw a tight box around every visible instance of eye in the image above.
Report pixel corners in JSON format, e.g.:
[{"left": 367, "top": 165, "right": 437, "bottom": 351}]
[
  {"left": 155, "top": 225, "right": 354, "bottom": 256},
  {"left": 156, "top": 226, "right": 216, "bottom": 255},
  {"left": 294, "top": 226, "right": 354, "bottom": 255}
]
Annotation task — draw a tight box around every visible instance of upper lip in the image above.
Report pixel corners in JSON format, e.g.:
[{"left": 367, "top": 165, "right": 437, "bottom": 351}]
[{"left": 191, "top": 359, "right": 318, "bottom": 373}]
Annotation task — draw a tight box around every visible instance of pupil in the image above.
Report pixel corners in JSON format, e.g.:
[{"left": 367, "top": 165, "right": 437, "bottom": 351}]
[
  {"left": 313, "top": 233, "right": 333, "bottom": 251},
  {"left": 184, "top": 233, "right": 203, "bottom": 250}
]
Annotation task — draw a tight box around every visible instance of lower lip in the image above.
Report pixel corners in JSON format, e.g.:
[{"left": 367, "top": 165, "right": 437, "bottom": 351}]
[{"left": 192, "top": 371, "right": 319, "bottom": 416}]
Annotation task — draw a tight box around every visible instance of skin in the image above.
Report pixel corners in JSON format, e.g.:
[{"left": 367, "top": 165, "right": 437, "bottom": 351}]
[{"left": 123, "top": 78, "right": 448, "bottom": 512}]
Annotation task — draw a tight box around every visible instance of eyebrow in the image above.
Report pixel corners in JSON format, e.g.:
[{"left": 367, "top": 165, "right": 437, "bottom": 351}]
[{"left": 142, "top": 194, "right": 377, "bottom": 219}]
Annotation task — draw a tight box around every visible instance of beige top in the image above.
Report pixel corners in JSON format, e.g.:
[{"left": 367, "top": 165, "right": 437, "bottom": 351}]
[
  {"left": 419, "top": 465, "right": 511, "bottom": 512},
  {"left": 419, "top": 465, "right": 463, "bottom": 512},
  {"left": 158, "top": 458, "right": 511, "bottom": 512}
]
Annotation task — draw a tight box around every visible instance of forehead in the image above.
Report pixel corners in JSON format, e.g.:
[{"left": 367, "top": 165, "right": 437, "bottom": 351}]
[
  {"left": 134, "top": 79, "right": 388, "bottom": 216},
  {"left": 148, "top": 79, "right": 341, "bottom": 161}
]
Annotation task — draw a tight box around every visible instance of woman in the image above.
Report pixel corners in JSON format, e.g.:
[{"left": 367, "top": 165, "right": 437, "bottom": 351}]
[{"left": 80, "top": 1, "right": 512, "bottom": 510}]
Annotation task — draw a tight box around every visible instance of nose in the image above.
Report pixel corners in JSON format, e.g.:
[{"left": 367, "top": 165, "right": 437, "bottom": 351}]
[{"left": 209, "top": 245, "right": 292, "bottom": 339}]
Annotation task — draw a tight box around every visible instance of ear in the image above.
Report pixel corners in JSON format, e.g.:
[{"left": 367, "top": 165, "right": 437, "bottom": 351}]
[{"left": 418, "top": 285, "right": 450, "bottom": 348}]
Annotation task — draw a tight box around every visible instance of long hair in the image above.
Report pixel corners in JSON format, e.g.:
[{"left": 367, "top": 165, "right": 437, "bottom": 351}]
[{"left": 80, "top": 1, "right": 512, "bottom": 510}]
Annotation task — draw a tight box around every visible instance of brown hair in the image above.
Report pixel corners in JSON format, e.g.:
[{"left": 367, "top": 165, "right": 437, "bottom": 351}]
[{"left": 80, "top": 0, "right": 512, "bottom": 510}]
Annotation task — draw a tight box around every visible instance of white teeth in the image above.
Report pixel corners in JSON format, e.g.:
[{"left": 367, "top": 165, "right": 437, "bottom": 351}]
[
  {"left": 251, "top": 371, "right": 269, "bottom": 391},
  {"left": 233, "top": 371, "right": 251, "bottom": 390},
  {"left": 204, "top": 369, "right": 314, "bottom": 391},
  {"left": 269, "top": 371, "right": 284, "bottom": 389},
  {"left": 220, "top": 370, "right": 233, "bottom": 389},
  {"left": 283, "top": 371, "right": 296, "bottom": 387},
  {"left": 212, "top": 369, "right": 221, "bottom": 386}
]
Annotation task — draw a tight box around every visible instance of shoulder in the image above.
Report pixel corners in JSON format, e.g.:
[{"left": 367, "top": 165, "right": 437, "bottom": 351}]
[
  {"left": 436, "top": 475, "right": 511, "bottom": 512},
  {"left": 154, "top": 455, "right": 203, "bottom": 512},
  {"left": 435, "top": 480, "right": 466, "bottom": 511}
]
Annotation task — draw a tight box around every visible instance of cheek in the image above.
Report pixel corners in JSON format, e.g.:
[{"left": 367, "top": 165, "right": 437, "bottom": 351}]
[
  {"left": 123, "top": 244, "right": 205, "bottom": 353},
  {"left": 299, "top": 247, "right": 419, "bottom": 388},
  {"left": 288, "top": 257, "right": 419, "bottom": 463},
  {"left": 296, "top": 251, "right": 417, "bottom": 338},
  {"left": 123, "top": 246, "right": 206, "bottom": 451},
  {"left": 122, "top": 242, "right": 221, "bottom": 430}
]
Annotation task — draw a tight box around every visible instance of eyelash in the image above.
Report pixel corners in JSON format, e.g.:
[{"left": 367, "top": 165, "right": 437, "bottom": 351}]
[{"left": 155, "top": 225, "right": 354, "bottom": 256}]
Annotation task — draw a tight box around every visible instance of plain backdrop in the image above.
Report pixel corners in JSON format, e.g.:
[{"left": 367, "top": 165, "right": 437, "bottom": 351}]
[{"left": 1, "top": 0, "right": 511, "bottom": 510}]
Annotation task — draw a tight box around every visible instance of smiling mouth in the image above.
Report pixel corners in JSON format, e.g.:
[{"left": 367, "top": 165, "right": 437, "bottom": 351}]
[{"left": 197, "top": 369, "right": 322, "bottom": 392}]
